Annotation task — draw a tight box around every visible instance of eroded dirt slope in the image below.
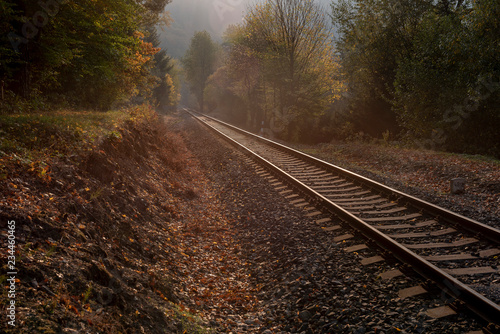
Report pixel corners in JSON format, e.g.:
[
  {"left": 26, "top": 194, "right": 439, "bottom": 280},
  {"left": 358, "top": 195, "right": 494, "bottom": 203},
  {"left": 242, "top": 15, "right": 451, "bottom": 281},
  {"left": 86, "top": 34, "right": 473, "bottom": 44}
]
[{"left": 0, "top": 112, "right": 233, "bottom": 333}]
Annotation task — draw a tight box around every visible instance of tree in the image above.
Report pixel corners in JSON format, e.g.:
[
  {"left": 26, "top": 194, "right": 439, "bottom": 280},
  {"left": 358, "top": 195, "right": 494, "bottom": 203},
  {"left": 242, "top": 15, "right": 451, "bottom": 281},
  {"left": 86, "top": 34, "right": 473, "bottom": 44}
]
[
  {"left": 250, "top": 0, "right": 339, "bottom": 139},
  {"left": 331, "top": 0, "right": 432, "bottom": 137},
  {"left": 0, "top": 0, "right": 172, "bottom": 111},
  {"left": 219, "top": 0, "right": 342, "bottom": 140},
  {"left": 331, "top": 0, "right": 499, "bottom": 156},
  {"left": 0, "top": 1, "right": 18, "bottom": 86},
  {"left": 217, "top": 24, "right": 266, "bottom": 130},
  {"left": 144, "top": 25, "right": 181, "bottom": 112},
  {"left": 182, "top": 31, "right": 217, "bottom": 112},
  {"left": 394, "top": 0, "right": 500, "bottom": 156}
]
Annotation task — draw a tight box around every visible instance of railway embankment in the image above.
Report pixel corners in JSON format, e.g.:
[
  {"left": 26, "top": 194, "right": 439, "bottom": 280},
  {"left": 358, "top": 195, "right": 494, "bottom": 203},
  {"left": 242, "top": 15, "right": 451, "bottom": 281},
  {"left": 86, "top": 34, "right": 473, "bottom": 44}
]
[{"left": 1, "top": 110, "right": 497, "bottom": 333}]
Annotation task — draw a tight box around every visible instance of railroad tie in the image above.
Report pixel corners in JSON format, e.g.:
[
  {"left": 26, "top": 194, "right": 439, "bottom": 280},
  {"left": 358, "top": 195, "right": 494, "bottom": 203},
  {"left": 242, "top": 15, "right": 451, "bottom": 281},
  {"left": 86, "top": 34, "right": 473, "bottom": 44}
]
[
  {"left": 425, "top": 306, "right": 456, "bottom": 319},
  {"left": 398, "top": 285, "right": 428, "bottom": 299},
  {"left": 360, "top": 255, "right": 384, "bottom": 265},
  {"left": 344, "top": 244, "right": 368, "bottom": 252},
  {"left": 379, "top": 269, "right": 404, "bottom": 280}
]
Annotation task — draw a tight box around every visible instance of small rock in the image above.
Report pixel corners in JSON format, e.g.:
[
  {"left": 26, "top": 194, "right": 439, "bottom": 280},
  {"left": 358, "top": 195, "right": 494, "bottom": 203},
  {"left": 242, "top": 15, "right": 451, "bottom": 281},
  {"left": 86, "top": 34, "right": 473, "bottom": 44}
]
[
  {"left": 354, "top": 326, "right": 366, "bottom": 334},
  {"left": 299, "top": 310, "right": 312, "bottom": 321}
]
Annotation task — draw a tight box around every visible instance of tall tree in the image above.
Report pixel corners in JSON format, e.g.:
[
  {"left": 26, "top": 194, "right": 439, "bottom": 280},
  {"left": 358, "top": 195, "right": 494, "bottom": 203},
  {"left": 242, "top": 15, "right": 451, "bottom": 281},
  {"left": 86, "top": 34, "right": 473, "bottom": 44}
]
[
  {"left": 218, "top": 24, "right": 266, "bottom": 130},
  {"left": 182, "top": 31, "right": 217, "bottom": 112},
  {"left": 236, "top": 0, "right": 341, "bottom": 140},
  {"left": 394, "top": 0, "right": 500, "bottom": 156},
  {"left": 144, "top": 25, "right": 180, "bottom": 112},
  {"left": 0, "top": 1, "right": 18, "bottom": 85}
]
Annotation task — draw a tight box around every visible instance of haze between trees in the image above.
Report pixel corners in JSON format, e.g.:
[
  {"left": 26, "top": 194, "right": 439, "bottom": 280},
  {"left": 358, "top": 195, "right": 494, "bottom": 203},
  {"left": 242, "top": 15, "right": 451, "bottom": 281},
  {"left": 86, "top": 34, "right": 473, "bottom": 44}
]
[{"left": 181, "top": 0, "right": 499, "bottom": 157}]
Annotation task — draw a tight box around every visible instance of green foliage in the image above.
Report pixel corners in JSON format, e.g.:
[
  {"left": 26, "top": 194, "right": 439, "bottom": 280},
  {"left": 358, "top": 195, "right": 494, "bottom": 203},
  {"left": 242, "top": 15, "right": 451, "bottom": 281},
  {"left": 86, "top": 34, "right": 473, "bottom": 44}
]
[
  {"left": 393, "top": 0, "right": 500, "bottom": 156},
  {"left": 145, "top": 26, "right": 180, "bottom": 112},
  {"left": 394, "top": 10, "right": 467, "bottom": 136},
  {"left": 82, "top": 283, "right": 93, "bottom": 304},
  {"left": 331, "top": 0, "right": 432, "bottom": 137},
  {"left": 45, "top": 243, "right": 58, "bottom": 258},
  {"left": 182, "top": 31, "right": 218, "bottom": 112},
  {"left": 0, "top": 0, "right": 173, "bottom": 111},
  {"left": 168, "top": 302, "right": 215, "bottom": 334},
  {"left": 0, "top": 1, "right": 19, "bottom": 79},
  {"left": 331, "top": 0, "right": 499, "bottom": 157}
]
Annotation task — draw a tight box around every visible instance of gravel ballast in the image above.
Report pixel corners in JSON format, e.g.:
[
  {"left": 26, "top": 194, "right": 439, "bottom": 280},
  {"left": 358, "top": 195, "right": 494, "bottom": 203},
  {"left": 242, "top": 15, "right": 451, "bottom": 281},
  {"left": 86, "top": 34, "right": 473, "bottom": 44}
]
[
  {"left": 290, "top": 142, "right": 499, "bottom": 231},
  {"left": 177, "top": 113, "right": 489, "bottom": 333}
]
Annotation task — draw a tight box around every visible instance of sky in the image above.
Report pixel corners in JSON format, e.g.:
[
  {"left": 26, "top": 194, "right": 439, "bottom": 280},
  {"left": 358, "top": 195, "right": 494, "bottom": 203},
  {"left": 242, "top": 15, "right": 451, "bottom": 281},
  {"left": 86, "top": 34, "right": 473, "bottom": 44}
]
[{"left": 160, "top": 0, "right": 333, "bottom": 59}]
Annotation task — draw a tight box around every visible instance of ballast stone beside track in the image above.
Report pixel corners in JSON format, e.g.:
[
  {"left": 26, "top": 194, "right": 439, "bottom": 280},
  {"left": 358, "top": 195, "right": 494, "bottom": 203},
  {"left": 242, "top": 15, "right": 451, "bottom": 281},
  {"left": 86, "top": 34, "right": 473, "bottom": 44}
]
[
  {"left": 179, "top": 112, "right": 489, "bottom": 333},
  {"left": 189, "top": 111, "right": 500, "bottom": 329}
]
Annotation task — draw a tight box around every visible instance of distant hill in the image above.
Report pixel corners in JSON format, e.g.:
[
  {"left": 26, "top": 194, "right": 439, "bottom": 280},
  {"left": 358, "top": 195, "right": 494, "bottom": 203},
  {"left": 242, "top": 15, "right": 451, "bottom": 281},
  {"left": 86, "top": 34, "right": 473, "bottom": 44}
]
[{"left": 160, "top": 0, "right": 334, "bottom": 59}]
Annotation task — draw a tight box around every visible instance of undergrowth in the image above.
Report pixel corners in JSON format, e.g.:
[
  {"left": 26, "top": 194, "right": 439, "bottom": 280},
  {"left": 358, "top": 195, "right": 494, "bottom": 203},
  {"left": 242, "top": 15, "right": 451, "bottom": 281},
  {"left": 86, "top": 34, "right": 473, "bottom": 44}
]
[
  {"left": 0, "top": 105, "right": 155, "bottom": 177},
  {"left": 0, "top": 107, "right": 152, "bottom": 157}
]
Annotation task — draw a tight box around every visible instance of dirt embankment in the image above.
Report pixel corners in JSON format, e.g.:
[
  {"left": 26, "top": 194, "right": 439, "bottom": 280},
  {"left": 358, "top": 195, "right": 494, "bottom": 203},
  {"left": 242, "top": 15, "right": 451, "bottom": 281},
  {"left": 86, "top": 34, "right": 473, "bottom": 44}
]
[{"left": 0, "top": 113, "right": 225, "bottom": 333}]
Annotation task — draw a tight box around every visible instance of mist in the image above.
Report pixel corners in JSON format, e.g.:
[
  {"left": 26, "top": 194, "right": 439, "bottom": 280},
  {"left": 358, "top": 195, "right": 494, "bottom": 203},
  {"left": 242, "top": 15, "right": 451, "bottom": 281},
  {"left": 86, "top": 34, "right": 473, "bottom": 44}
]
[{"left": 160, "top": 0, "right": 334, "bottom": 59}]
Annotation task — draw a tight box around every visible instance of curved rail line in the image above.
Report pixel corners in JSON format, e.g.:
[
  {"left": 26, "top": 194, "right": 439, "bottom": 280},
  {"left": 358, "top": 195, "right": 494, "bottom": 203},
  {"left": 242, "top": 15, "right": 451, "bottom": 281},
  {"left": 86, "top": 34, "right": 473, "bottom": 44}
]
[{"left": 185, "top": 109, "right": 500, "bottom": 328}]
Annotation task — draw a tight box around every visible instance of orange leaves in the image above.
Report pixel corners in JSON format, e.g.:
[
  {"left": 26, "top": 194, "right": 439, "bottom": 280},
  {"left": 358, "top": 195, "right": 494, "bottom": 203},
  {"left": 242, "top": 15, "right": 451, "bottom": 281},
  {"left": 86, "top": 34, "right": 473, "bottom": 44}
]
[
  {"left": 68, "top": 304, "right": 80, "bottom": 315},
  {"left": 59, "top": 295, "right": 81, "bottom": 316},
  {"left": 166, "top": 204, "right": 260, "bottom": 320},
  {"left": 139, "top": 40, "right": 160, "bottom": 57},
  {"left": 127, "top": 33, "right": 160, "bottom": 70},
  {"left": 155, "top": 289, "right": 169, "bottom": 301}
]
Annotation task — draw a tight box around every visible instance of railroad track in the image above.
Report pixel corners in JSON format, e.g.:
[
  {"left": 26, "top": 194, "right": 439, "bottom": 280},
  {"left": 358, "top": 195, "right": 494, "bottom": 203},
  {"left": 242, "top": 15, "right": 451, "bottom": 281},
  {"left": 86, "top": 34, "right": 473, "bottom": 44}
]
[{"left": 186, "top": 109, "right": 500, "bottom": 331}]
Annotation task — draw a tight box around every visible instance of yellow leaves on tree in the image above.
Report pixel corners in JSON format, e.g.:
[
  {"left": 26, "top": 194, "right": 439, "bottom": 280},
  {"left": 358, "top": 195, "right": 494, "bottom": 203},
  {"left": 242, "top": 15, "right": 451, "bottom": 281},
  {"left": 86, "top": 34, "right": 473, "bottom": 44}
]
[
  {"left": 164, "top": 73, "right": 180, "bottom": 107},
  {"left": 124, "top": 31, "right": 162, "bottom": 97},
  {"left": 214, "top": 0, "right": 345, "bottom": 139}
]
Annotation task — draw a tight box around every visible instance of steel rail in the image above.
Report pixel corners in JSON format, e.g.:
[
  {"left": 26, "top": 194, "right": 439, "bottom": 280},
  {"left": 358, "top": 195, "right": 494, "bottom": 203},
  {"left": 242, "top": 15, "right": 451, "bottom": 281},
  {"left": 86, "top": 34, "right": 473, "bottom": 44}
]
[
  {"left": 186, "top": 109, "right": 500, "bottom": 326},
  {"left": 196, "top": 111, "right": 500, "bottom": 246}
]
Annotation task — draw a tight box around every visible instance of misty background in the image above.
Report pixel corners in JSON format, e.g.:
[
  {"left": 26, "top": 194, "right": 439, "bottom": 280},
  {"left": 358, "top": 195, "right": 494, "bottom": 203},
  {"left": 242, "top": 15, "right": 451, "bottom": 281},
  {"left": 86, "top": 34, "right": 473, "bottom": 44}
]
[{"left": 160, "top": 0, "right": 333, "bottom": 59}]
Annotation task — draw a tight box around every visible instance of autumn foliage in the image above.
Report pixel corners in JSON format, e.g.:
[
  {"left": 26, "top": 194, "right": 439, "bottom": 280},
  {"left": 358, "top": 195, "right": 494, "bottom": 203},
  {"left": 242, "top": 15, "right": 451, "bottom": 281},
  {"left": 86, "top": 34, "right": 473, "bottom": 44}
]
[
  {"left": 205, "top": 0, "right": 344, "bottom": 141},
  {"left": 0, "top": 0, "right": 175, "bottom": 111}
]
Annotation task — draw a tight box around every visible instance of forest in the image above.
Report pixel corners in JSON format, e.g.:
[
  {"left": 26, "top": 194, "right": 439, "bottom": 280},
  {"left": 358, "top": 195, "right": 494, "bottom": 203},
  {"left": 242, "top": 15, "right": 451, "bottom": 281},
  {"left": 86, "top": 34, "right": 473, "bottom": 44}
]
[
  {"left": 1, "top": 0, "right": 499, "bottom": 157},
  {"left": 181, "top": 0, "right": 499, "bottom": 157},
  {"left": 0, "top": 0, "right": 178, "bottom": 112}
]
